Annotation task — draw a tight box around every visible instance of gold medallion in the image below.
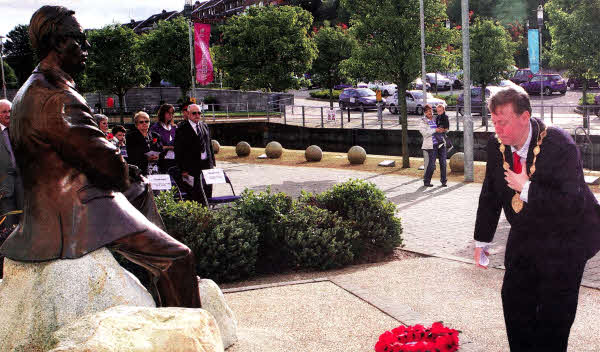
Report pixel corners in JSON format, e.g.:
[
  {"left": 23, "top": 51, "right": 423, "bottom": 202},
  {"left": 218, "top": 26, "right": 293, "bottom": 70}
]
[
  {"left": 503, "top": 162, "right": 510, "bottom": 171},
  {"left": 499, "top": 144, "right": 505, "bottom": 153},
  {"left": 511, "top": 193, "right": 523, "bottom": 213},
  {"left": 529, "top": 165, "right": 536, "bottom": 174},
  {"left": 533, "top": 146, "right": 540, "bottom": 156}
]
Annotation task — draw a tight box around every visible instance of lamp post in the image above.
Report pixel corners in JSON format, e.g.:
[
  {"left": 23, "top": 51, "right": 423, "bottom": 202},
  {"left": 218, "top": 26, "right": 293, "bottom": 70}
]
[
  {"left": 537, "top": 4, "right": 544, "bottom": 120},
  {"left": 0, "top": 35, "right": 6, "bottom": 99},
  {"left": 184, "top": 0, "right": 196, "bottom": 102}
]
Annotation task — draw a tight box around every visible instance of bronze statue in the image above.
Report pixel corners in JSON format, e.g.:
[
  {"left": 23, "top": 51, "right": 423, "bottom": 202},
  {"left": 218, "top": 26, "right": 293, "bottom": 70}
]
[{"left": 0, "top": 6, "right": 200, "bottom": 308}]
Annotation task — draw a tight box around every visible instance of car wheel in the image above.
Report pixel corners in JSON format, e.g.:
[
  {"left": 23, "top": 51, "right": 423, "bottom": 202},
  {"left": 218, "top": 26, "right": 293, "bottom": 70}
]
[
  {"left": 416, "top": 106, "right": 424, "bottom": 115},
  {"left": 560, "top": 90, "right": 566, "bottom": 95},
  {"left": 339, "top": 101, "right": 345, "bottom": 109},
  {"left": 389, "top": 105, "right": 398, "bottom": 115},
  {"left": 596, "top": 108, "right": 600, "bottom": 117},
  {"left": 383, "top": 90, "right": 389, "bottom": 96},
  {"left": 544, "top": 87, "right": 552, "bottom": 96}
]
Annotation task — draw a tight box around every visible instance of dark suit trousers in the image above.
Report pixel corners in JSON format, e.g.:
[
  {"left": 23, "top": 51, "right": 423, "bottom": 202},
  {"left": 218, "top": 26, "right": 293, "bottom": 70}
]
[
  {"left": 109, "top": 230, "right": 201, "bottom": 308},
  {"left": 501, "top": 238, "right": 585, "bottom": 352}
]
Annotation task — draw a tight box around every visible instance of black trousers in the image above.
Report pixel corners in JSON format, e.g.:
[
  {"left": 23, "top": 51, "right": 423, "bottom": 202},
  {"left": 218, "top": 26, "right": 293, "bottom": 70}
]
[{"left": 501, "top": 245, "right": 586, "bottom": 351}]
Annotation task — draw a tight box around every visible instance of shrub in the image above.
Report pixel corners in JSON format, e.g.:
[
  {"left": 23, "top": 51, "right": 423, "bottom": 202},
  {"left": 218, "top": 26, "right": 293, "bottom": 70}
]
[
  {"left": 434, "top": 94, "right": 458, "bottom": 107},
  {"left": 155, "top": 189, "right": 259, "bottom": 282},
  {"left": 280, "top": 204, "right": 358, "bottom": 270},
  {"left": 230, "top": 188, "right": 293, "bottom": 273},
  {"left": 302, "top": 179, "right": 403, "bottom": 260},
  {"left": 309, "top": 89, "right": 342, "bottom": 100},
  {"left": 578, "top": 94, "right": 598, "bottom": 106}
]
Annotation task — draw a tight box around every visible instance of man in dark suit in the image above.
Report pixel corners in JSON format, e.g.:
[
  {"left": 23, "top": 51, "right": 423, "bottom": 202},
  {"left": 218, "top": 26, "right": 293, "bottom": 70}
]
[
  {"left": 174, "top": 103, "right": 215, "bottom": 205},
  {"left": 0, "top": 5, "right": 200, "bottom": 308},
  {"left": 474, "top": 86, "right": 600, "bottom": 351}
]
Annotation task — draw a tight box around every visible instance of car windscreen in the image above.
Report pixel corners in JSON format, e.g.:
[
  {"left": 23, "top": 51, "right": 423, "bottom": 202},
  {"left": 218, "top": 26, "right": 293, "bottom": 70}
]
[
  {"left": 411, "top": 91, "right": 435, "bottom": 100},
  {"left": 550, "top": 75, "right": 562, "bottom": 80},
  {"left": 357, "top": 89, "right": 375, "bottom": 97}
]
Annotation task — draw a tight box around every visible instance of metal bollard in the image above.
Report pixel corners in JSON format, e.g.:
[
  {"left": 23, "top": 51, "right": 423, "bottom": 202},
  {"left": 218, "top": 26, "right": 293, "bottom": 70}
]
[
  {"left": 284, "top": 105, "right": 287, "bottom": 125},
  {"left": 321, "top": 107, "right": 324, "bottom": 128},
  {"left": 226, "top": 104, "right": 229, "bottom": 118},
  {"left": 456, "top": 107, "right": 459, "bottom": 131},
  {"left": 550, "top": 105, "right": 554, "bottom": 124},
  {"left": 361, "top": 106, "right": 365, "bottom": 128},
  {"left": 347, "top": 107, "right": 351, "bottom": 123},
  {"left": 247, "top": 102, "right": 250, "bottom": 120},
  {"left": 302, "top": 106, "right": 305, "bottom": 127},
  {"left": 212, "top": 104, "right": 216, "bottom": 121},
  {"left": 341, "top": 109, "right": 344, "bottom": 129}
]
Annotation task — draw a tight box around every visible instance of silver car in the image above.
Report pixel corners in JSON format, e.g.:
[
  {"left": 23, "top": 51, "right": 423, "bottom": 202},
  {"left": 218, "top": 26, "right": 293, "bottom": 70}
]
[
  {"left": 426, "top": 73, "right": 452, "bottom": 90},
  {"left": 387, "top": 90, "right": 447, "bottom": 115}
]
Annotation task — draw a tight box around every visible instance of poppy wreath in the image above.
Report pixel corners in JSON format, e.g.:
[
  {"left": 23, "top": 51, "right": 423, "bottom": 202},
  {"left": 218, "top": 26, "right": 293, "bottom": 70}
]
[{"left": 374, "top": 322, "right": 460, "bottom": 352}]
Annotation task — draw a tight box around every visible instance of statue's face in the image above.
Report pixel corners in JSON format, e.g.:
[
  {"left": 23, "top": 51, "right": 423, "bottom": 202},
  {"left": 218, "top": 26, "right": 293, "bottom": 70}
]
[{"left": 56, "top": 15, "right": 89, "bottom": 74}]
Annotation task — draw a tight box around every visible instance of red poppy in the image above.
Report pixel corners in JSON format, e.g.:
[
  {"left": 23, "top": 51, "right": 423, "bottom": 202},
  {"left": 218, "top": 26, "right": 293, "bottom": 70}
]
[
  {"left": 107, "top": 133, "right": 114, "bottom": 140},
  {"left": 152, "top": 138, "right": 158, "bottom": 144}
]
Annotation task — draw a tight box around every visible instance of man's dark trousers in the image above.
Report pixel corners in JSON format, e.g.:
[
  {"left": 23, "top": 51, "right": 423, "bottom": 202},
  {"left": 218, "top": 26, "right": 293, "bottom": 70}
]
[
  {"left": 423, "top": 144, "right": 447, "bottom": 185},
  {"left": 501, "top": 229, "right": 586, "bottom": 352}
]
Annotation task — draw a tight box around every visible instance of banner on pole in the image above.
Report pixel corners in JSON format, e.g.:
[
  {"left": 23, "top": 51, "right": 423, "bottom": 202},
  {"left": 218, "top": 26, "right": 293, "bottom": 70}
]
[
  {"left": 194, "top": 23, "right": 214, "bottom": 85},
  {"left": 528, "top": 29, "right": 540, "bottom": 74}
]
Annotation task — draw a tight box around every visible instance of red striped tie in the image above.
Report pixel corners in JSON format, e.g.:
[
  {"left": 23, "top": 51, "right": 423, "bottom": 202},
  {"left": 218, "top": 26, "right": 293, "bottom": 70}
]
[{"left": 512, "top": 152, "right": 522, "bottom": 174}]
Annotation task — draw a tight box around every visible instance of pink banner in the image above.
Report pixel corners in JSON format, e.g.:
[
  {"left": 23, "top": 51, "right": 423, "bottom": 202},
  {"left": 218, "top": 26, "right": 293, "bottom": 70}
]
[{"left": 194, "top": 23, "right": 214, "bottom": 85}]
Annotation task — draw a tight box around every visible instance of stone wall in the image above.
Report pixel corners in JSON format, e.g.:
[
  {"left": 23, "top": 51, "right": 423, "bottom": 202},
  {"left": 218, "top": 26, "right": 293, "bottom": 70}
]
[{"left": 5, "top": 88, "right": 294, "bottom": 113}]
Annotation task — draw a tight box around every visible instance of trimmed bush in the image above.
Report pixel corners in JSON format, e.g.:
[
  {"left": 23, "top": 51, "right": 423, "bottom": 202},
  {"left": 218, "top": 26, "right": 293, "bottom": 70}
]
[
  {"left": 230, "top": 188, "right": 293, "bottom": 273},
  {"left": 434, "top": 94, "right": 458, "bottom": 107},
  {"left": 155, "top": 189, "right": 259, "bottom": 282},
  {"left": 309, "top": 89, "right": 342, "bottom": 100},
  {"left": 303, "top": 179, "right": 403, "bottom": 259},
  {"left": 280, "top": 204, "right": 358, "bottom": 270}
]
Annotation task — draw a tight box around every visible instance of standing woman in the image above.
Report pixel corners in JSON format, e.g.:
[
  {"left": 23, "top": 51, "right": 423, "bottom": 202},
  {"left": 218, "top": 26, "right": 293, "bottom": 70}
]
[
  {"left": 126, "top": 111, "right": 163, "bottom": 176},
  {"left": 420, "top": 104, "right": 446, "bottom": 187},
  {"left": 150, "top": 104, "right": 177, "bottom": 173}
]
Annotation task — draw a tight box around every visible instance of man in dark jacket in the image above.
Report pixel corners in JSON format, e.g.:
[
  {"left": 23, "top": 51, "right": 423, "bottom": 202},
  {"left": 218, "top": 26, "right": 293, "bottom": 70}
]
[
  {"left": 473, "top": 86, "right": 600, "bottom": 351},
  {"left": 0, "top": 5, "right": 200, "bottom": 308},
  {"left": 174, "top": 104, "right": 215, "bottom": 205}
]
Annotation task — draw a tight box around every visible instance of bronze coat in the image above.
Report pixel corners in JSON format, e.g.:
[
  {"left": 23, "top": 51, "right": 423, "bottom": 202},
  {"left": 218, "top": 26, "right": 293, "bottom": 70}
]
[{"left": 0, "top": 63, "right": 153, "bottom": 261}]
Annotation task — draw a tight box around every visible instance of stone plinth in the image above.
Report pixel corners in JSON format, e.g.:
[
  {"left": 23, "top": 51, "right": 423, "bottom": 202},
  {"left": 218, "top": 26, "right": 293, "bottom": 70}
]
[
  {"left": 199, "top": 279, "right": 237, "bottom": 349},
  {"left": 0, "top": 247, "right": 155, "bottom": 352}
]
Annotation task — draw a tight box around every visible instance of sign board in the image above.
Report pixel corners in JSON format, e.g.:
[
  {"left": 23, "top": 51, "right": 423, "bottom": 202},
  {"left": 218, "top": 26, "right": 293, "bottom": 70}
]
[
  {"left": 202, "top": 168, "right": 226, "bottom": 184},
  {"left": 327, "top": 108, "right": 336, "bottom": 121},
  {"left": 528, "top": 29, "right": 540, "bottom": 74},
  {"left": 378, "top": 160, "right": 396, "bottom": 167},
  {"left": 376, "top": 90, "right": 382, "bottom": 102},
  {"left": 148, "top": 174, "right": 172, "bottom": 191}
]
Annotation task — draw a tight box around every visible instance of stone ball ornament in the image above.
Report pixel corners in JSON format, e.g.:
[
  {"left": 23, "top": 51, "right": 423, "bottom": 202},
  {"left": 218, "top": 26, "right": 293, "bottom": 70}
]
[
  {"left": 348, "top": 146, "right": 367, "bottom": 164},
  {"left": 449, "top": 152, "right": 465, "bottom": 173},
  {"left": 265, "top": 141, "right": 283, "bottom": 159},
  {"left": 305, "top": 145, "right": 323, "bottom": 162},
  {"left": 211, "top": 140, "right": 220, "bottom": 154},
  {"left": 235, "top": 141, "right": 251, "bottom": 157}
]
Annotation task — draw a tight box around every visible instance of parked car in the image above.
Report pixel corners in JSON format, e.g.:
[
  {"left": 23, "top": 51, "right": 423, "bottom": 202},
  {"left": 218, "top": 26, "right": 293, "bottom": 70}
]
[
  {"left": 425, "top": 73, "right": 452, "bottom": 90},
  {"left": 338, "top": 88, "right": 386, "bottom": 110},
  {"left": 567, "top": 78, "right": 600, "bottom": 90},
  {"left": 509, "top": 68, "right": 534, "bottom": 84},
  {"left": 366, "top": 81, "right": 397, "bottom": 96},
  {"left": 457, "top": 86, "right": 503, "bottom": 115},
  {"left": 410, "top": 78, "right": 432, "bottom": 91},
  {"left": 387, "top": 90, "right": 447, "bottom": 115},
  {"left": 333, "top": 83, "right": 353, "bottom": 90},
  {"left": 357, "top": 82, "right": 368, "bottom": 88},
  {"left": 445, "top": 71, "right": 463, "bottom": 89},
  {"left": 519, "top": 74, "right": 567, "bottom": 95}
]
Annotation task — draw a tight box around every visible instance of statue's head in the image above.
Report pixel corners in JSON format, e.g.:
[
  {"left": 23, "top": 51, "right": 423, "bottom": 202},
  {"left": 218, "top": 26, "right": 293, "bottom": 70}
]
[{"left": 29, "top": 5, "right": 89, "bottom": 75}]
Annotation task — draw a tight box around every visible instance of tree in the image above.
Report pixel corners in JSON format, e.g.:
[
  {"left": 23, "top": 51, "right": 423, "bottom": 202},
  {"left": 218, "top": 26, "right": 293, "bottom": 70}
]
[
  {"left": 311, "top": 26, "right": 356, "bottom": 107},
  {"left": 2, "top": 61, "right": 19, "bottom": 89},
  {"left": 139, "top": 16, "right": 192, "bottom": 97},
  {"left": 214, "top": 5, "right": 317, "bottom": 92},
  {"left": 3, "top": 25, "right": 36, "bottom": 86},
  {"left": 470, "top": 19, "right": 516, "bottom": 125},
  {"left": 342, "top": 0, "right": 456, "bottom": 168},
  {"left": 86, "top": 25, "right": 150, "bottom": 115},
  {"left": 546, "top": 0, "right": 600, "bottom": 117}
]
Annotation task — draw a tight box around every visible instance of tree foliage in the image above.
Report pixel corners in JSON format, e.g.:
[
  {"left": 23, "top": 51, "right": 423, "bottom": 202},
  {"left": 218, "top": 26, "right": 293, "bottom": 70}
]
[
  {"left": 214, "top": 5, "right": 317, "bottom": 92},
  {"left": 85, "top": 25, "right": 150, "bottom": 109},
  {"left": 546, "top": 0, "right": 600, "bottom": 106},
  {"left": 470, "top": 18, "right": 516, "bottom": 122},
  {"left": 342, "top": 0, "right": 456, "bottom": 168},
  {"left": 311, "top": 26, "right": 356, "bottom": 107},
  {"left": 2, "top": 61, "right": 19, "bottom": 89},
  {"left": 139, "top": 16, "right": 193, "bottom": 96},
  {"left": 3, "top": 24, "right": 36, "bottom": 86}
]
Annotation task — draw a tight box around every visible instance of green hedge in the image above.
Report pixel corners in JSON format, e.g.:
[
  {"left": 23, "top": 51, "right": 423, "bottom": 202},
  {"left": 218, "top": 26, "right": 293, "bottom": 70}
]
[
  {"left": 434, "top": 94, "right": 458, "bottom": 107},
  {"left": 148, "top": 180, "right": 403, "bottom": 283},
  {"left": 309, "top": 89, "right": 342, "bottom": 100}
]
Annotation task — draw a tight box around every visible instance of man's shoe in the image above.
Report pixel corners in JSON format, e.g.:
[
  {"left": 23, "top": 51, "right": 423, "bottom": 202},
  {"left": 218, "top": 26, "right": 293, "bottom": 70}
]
[
  {"left": 440, "top": 183, "right": 447, "bottom": 187},
  {"left": 424, "top": 183, "right": 434, "bottom": 187}
]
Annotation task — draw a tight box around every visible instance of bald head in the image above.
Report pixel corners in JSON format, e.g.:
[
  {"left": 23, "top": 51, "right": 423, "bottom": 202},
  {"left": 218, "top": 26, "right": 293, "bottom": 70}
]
[{"left": 0, "top": 99, "right": 11, "bottom": 127}]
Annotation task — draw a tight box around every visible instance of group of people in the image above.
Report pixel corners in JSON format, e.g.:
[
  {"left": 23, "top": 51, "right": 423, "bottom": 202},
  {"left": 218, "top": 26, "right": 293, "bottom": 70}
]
[{"left": 91, "top": 103, "right": 216, "bottom": 203}]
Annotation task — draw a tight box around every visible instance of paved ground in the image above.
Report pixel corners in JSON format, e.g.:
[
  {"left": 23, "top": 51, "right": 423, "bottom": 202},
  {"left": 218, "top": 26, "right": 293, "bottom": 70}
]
[
  {"left": 215, "top": 161, "right": 600, "bottom": 351},
  {"left": 214, "top": 161, "right": 600, "bottom": 288}
]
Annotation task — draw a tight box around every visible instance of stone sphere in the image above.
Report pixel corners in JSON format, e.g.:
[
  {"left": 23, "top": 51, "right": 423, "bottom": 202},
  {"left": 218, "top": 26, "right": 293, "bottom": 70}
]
[
  {"left": 305, "top": 145, "right": 322, "bottom": 162},
  {"left": 450, "top": 152, "right": 465, "bottom": 173},
  {"left": 265, "top": 141, "right": 283, "bottom": 159},
  {"left": 211, "top": 140, "right": 220, "bottom": 154},
  {"left": 235, "top": 141, "right": 251, "bottom": 157},
  {"left": 347, "top": 146, "right": 367, "bottom": 165}
]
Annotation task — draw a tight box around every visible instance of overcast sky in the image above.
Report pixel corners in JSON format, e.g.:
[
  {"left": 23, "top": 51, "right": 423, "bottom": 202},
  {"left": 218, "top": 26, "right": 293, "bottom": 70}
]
[{"left": 0, "top": 0, "right": 189, "bottom": 37}]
